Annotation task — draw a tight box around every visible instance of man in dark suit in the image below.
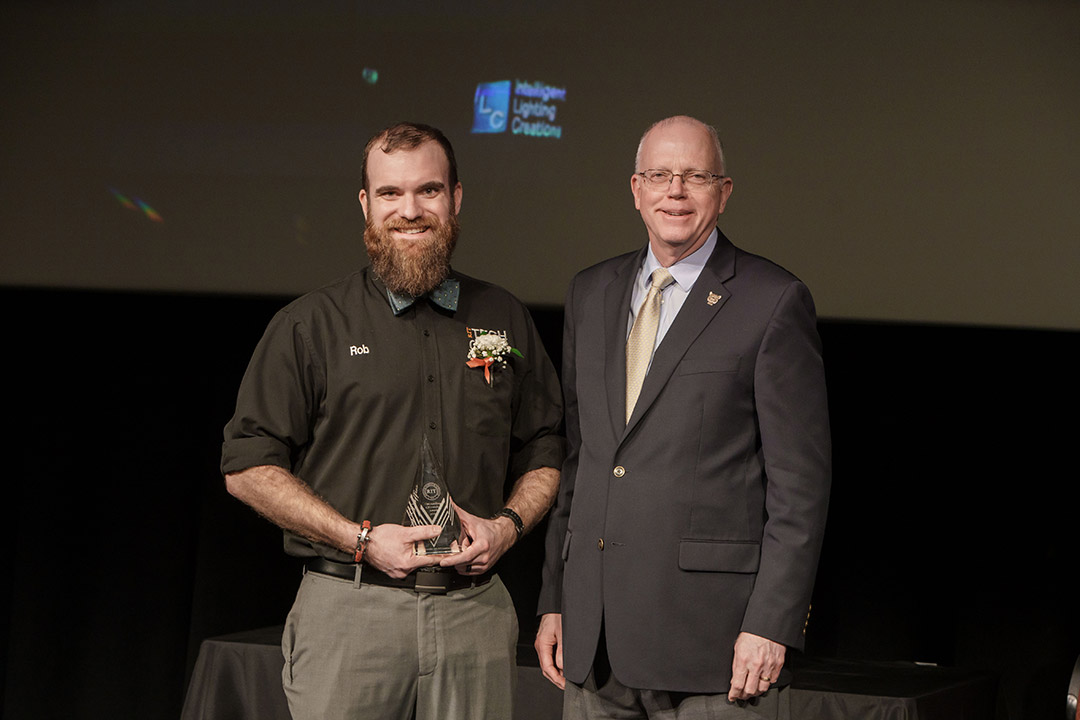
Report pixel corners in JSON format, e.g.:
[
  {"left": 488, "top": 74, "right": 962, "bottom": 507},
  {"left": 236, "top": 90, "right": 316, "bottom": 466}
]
[{"left": 535, "top": 115, "right": 831, "bottom": 719}]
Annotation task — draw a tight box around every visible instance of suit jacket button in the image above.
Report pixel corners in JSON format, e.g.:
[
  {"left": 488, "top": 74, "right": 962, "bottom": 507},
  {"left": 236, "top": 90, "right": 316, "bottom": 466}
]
[
  {"left": 613, "top": 466, "right": 625, "bottom": 478},
  {"left": 598, "top": 539, "right": 604, "bottom": 551}
]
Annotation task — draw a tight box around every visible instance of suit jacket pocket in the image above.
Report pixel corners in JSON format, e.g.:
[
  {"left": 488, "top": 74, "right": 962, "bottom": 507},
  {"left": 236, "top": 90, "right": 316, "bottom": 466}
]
[
  {"left": 678, "top": 540, "right": 760, "bottom": 573},
  {"left": 677, "top": 355, "right": 740, "bottom": 375}
]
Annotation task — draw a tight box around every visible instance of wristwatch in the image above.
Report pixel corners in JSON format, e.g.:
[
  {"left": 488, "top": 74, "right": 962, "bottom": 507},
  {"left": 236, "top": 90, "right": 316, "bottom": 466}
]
[{"left": 493, "top": 507, "right": 524, "bottom": 538}]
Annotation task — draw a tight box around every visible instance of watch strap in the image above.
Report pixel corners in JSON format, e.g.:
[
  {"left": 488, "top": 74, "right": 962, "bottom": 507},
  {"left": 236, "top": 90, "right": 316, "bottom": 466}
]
[{"left": 493, "top": 507, "right": 524, "bottom": 538}]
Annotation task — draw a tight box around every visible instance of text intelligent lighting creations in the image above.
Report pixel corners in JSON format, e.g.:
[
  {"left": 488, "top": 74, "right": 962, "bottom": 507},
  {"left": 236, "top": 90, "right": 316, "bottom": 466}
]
[{"left": 472, "top": 79, "right": 566, "bottom": 138}]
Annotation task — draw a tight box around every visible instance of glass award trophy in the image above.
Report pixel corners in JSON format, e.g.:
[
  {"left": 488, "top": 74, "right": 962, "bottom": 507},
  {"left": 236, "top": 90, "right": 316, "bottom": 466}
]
[{"left": 403, "top": 436, "right": 462, "bottom": 555}]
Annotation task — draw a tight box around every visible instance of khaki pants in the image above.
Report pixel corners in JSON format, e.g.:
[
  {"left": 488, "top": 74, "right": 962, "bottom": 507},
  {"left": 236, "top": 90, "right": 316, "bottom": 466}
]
[
  {"left": 563, "top": 632, "right": 789, "bottom": 720},
  {"left": 281, "top": 569, "right": 518, "bottom": 720}
]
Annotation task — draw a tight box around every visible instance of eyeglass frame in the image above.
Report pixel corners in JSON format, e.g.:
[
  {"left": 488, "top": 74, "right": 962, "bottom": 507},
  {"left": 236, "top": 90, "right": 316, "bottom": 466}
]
[{"left": 635, "top": 168, "right": 728, "bottom": 189}]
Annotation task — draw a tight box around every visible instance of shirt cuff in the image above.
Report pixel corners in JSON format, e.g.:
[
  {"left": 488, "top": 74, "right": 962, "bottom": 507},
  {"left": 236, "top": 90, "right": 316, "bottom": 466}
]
[
  {"left": 220, "top": 436, "right": 293, "bottom": 476},
  {"left": 509, "top": 434, "right": 565, "bottom": 480}
]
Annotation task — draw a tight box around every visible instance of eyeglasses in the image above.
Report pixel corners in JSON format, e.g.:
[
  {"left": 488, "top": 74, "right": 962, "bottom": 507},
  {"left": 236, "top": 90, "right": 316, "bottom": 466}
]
[{"left": 636, "top": 169, "right": 727, "bottom": 189}]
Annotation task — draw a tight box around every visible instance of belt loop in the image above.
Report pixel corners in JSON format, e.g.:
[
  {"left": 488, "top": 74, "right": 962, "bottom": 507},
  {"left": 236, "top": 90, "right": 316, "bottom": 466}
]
[{"left": 353, "top": 563, "right": 363, "bottom": 589}]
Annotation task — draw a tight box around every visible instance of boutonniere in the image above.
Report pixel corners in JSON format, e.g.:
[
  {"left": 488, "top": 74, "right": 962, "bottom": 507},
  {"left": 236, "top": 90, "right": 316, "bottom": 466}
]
[{"left": 466, "top": 332, "right": 523, "bottom": 385}]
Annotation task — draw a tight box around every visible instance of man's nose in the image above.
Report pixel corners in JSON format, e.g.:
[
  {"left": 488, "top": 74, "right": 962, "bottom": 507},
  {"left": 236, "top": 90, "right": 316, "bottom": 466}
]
[
  {"left": 399, "top": 193, "right": 422, "bottom": 220},
  {"left": 667, "top": 175, "right": 688, "bottom": 198}
]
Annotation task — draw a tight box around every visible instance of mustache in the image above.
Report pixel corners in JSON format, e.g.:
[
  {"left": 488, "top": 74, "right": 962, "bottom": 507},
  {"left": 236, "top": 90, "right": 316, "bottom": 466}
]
[{"left": 384, "top": 218, "right": 433, "bottom": 232}]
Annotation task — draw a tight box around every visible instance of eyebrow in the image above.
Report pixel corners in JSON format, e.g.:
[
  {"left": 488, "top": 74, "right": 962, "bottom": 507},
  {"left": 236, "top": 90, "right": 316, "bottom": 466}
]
[{"left": 374, "top": 180, "right": 447, "bottom": 195}]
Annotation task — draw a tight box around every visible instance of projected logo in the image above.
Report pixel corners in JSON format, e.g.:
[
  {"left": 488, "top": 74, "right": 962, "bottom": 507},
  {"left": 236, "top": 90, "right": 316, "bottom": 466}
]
[
  {"left": 471, "top": 79, "right": 566, "bottom": 138},
  {"left": 472, "top": 81, "right": 511, "bottom": 133}
]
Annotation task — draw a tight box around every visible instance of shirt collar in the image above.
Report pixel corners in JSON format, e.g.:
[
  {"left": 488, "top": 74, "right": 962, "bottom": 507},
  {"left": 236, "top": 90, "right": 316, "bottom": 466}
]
[
  {"left": 640, "top": 228, "right": 718, "bottom": 292},
  {"left": 386, "top": 277, "right": 461, "bottom": 316}
]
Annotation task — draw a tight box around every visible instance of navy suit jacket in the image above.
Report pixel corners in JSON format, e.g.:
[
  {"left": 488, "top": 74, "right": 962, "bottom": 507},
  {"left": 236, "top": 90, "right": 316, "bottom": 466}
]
[{"left": 538, "top": 232, "right": 831, "bottom": 693}]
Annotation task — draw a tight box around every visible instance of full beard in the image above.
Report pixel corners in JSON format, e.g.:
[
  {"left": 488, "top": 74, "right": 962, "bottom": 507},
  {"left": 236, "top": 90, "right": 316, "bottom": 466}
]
[{"left": 364, "top": 214, "right": 460, "bottom": 296}]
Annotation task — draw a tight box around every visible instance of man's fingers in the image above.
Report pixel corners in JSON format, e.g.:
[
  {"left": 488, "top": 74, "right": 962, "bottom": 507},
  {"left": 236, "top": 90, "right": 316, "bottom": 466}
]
[
  {"left": 555, "top": 635, "right": 564, "bottom": 684},
  {"left": 729, "top": 669, "right": 773, "bottom": 701},
  {"left": 535, "top": 615, "right": 566, "bottom": 690},
  {"left": 539, "top": 658, "right": 565, "bottom": 690},
  {"left": 401, "top": 524, "right": 444, "bottom": 543},
  {"left": 451, "top": 499, "right": 481, "bottom": 526},
  {"left": 729, "top": 632, "right": 785, "bottom": 700},
  {"left": 439, "top": 543, "right": 483, "bottom": 569},
  {"left": 727, "top": 671, "right": 748, "bottom": 701}
]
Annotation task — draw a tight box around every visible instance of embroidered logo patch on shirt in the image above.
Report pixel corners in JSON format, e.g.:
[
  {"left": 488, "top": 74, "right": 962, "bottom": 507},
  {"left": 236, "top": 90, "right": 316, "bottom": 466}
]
[
  {"left": 466, "top": 327, "right": 508, "bottom": 341},
  {"left": 349, "top": 345, "right": 370, "bottom": 356}
]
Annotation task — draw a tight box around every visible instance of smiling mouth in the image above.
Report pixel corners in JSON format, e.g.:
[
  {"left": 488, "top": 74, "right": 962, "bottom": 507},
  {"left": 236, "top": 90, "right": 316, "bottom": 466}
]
[
  {"left": 391, "top": 225, "right": 431, "bottom": 237},
  {"left": 661, "top": 210, "right": 693, "bottom": 217}
]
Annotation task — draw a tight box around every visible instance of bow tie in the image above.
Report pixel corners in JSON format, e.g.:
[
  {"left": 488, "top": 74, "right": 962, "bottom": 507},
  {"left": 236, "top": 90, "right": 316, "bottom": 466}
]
[{"left": 386, "top": 278, "right": 461, "bottom": 316}]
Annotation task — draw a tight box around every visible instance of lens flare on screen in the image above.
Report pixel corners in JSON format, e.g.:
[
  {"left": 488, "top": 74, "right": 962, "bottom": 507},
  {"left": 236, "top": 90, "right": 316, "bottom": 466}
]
[
  {"left": 136, "top": 199, "right": 164, "bottom": 223},
  {"left": 108, "top": 187, "right": 137, "bottom": 211},
  {"left": 109, "top": 187, "right": 164, "bottom": 223}
]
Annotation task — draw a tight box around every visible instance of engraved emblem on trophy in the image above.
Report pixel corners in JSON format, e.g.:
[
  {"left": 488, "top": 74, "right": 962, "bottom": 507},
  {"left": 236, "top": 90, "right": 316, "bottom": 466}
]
[{"left": 403, "top": 436, "right": 462, "bottom": 555}]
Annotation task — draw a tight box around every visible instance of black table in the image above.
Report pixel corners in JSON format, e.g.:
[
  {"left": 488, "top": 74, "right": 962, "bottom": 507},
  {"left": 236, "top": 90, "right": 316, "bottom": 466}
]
[
  {"left": 182, "top": 627, "right": 995, "bottom": 719},
  {"left": 787, "top": 655, "right": 997, "bottom": 719}
]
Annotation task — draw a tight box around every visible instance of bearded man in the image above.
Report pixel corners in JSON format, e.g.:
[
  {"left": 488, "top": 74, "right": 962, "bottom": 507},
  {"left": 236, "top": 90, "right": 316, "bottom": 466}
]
[{"left": 221, "top": 122, "right": 564, "bottom": 720}]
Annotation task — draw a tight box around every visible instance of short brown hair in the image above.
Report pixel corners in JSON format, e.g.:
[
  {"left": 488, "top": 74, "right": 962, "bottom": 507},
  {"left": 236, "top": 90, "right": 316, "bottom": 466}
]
[{"left": 361, "top": 122, "right": 459, "bottom": 191}]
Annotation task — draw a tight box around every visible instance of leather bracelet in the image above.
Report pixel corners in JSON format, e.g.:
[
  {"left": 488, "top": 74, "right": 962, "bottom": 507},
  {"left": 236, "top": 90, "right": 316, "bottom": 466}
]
[
  {"left": 354, "top": 520, "right": 372, "bottom": 563},
  {"left": 493, "top": 507, "right": 524, "bottom": 538}
]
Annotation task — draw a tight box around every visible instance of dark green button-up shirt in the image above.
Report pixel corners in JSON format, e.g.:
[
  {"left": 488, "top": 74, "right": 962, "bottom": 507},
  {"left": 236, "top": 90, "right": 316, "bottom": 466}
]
[{"left": 222, "top": 268, "right": 564, "bottom": 560}]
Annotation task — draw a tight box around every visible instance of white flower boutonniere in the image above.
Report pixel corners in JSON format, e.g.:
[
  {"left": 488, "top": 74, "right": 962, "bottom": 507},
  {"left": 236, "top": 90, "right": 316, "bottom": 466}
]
[{"left": 466, "top": 332, "right": 523, "bottom": 385}]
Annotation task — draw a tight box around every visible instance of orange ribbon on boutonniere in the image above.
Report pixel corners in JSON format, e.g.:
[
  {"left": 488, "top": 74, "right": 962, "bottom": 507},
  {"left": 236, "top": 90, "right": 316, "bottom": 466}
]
[
  {"left": 466, "top": 331, "right": 523, "bottom": 386},
  {"left": 466, "top": 356, "right": 496, "bottom": 384}
]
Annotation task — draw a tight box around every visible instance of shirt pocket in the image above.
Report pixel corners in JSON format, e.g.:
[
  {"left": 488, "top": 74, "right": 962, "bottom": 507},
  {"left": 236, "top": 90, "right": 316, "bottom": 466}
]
[{"left": 464, "top": 363, "right": 515, "bottom": 437}]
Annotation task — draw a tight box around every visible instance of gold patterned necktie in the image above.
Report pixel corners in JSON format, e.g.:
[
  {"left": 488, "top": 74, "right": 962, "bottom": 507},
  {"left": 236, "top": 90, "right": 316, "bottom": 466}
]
[{"left": 626, "top": 267, "right": 674, "bottom": 423}]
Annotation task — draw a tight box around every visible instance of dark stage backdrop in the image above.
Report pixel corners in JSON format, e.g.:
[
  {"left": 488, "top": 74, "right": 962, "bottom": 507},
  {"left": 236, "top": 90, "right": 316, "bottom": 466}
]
[
  {"left": 3, "top": 287, "right": 1077, "bottom": 720},
  {"left": 3, "top": 0, "right": 1079, "bottom": 330},
  {"left": 3, "top": 2, "right": 1079, "bottom": 718}
]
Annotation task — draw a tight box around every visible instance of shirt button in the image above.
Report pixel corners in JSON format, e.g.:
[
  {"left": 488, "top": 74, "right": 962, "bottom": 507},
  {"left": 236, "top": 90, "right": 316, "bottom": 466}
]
[
  {"left": 613, "top": 466, "right": 625, "bottom": 478},
  {"left": 427, "top": 375, "right": 435, "bottom": 382},
  {"left": 597, "top": 539, "right": 604, "bottom": 551},
  {"left": 429, "top": 421, "right": 437, "bottom": 430}
]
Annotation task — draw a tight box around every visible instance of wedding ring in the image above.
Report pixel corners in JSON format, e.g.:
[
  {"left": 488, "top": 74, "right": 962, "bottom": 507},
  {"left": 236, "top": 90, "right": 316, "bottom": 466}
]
[{"left": 760, "top": 675, "right": 771, "bottom": 682}]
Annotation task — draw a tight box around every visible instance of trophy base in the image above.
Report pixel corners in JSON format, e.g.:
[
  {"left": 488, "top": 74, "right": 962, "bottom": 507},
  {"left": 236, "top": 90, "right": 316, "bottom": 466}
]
[{"left": 413, "top": 540, "right": 462, "bottom": 556}]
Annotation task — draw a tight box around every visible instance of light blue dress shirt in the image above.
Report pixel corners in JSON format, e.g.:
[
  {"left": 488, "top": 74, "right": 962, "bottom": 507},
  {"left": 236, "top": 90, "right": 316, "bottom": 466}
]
[{"left": 627, "top": 229, "right": 718, "bottom": 367}]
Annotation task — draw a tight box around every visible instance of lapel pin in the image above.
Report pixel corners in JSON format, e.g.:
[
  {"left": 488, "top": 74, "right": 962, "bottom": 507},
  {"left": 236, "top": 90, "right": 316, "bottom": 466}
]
[{"left": 706, "top": 292, "right": 722, "bottom": 306}]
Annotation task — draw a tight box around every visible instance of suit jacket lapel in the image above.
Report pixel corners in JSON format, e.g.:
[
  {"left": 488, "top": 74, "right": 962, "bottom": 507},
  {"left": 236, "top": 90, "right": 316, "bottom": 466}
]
[
  {"left": 623, "top": 233, "right": 737, "bottom": 436},
  {"left": 604, "top": 248, "right": 646, "bottom": 439}
]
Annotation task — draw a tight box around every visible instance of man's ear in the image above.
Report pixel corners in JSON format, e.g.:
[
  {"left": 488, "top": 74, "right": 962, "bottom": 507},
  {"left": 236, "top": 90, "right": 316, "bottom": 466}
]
[
  {"left": 630, "top": 173, "right": 643, "bottom": 211},
  {"left": 358, "top": 189, "right": 369, "bottom": 221}
]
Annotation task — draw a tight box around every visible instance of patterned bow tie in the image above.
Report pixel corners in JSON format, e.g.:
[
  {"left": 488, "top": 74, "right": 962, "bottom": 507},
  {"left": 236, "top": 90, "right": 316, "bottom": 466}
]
[{"left": 386, "top": 278, "right": 461, "bottom": 316}]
